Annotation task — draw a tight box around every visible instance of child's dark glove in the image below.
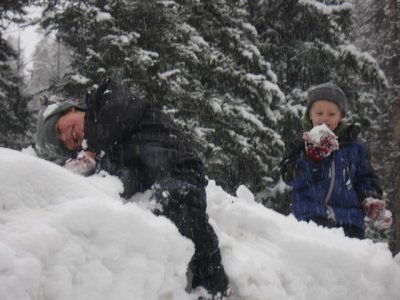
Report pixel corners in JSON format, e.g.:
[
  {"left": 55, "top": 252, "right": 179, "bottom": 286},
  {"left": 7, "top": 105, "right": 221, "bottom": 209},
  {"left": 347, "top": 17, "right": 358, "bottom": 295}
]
[
  {"left": 64, "top": 151, "right": 96, "bottom": 176},
  {"left": 363, "top": 197, "right": 393, "bottom": 230},
  {"left": 303, "top": 124, "right": 339, "bottom": 162}
]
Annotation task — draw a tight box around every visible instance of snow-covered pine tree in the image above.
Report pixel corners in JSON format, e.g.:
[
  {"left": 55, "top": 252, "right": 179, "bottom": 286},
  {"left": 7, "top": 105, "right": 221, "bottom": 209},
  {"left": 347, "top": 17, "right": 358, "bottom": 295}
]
[
  {"left": 254, "top": 0, "right": 387, "bottom": 128},
  {"left": 0, "top": 0, "right": 30, "bottom": 149},
  {"left": 352, "top": 0, "right": 400, "bottom": 252},
  {"left": 165, "top": 1, "right": 287, "bottom": 199},
  {"left": 250, "top": 0, "right": 388, "bottom": 212},
  {"left": 27, "top": 37, "right": 72, "bottom": 95}
]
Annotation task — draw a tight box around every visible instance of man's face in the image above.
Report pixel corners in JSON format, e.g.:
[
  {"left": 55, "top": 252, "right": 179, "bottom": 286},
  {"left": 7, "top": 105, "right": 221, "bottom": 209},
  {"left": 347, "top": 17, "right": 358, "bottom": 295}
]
[{"left": 56, "top": 108, "right": 85, "bottom": 150}]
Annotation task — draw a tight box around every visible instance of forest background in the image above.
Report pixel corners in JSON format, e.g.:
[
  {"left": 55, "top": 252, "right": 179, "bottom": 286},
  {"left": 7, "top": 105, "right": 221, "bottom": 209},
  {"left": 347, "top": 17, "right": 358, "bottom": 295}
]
[{"left": 1, "top": 0, "right": 400, "bottom": 254}]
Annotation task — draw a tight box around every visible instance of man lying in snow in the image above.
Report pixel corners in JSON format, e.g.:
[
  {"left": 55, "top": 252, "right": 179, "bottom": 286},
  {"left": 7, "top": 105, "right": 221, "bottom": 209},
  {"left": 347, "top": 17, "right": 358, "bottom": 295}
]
[{"left": 35, "top": 78, "right": 230, "bottom": 299}]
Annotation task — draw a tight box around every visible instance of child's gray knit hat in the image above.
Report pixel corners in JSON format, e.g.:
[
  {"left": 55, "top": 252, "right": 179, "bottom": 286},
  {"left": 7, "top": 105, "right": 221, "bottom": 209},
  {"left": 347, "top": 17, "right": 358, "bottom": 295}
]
[{"left": 306, "top": 82, "right": 347, "bottom": 117}]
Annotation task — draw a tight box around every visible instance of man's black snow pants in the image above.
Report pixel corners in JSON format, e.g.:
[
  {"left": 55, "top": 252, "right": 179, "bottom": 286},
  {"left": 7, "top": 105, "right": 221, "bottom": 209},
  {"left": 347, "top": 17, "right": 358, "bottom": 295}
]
[{"left": 151, "top": 177, "right": 229, "bottom": 296}]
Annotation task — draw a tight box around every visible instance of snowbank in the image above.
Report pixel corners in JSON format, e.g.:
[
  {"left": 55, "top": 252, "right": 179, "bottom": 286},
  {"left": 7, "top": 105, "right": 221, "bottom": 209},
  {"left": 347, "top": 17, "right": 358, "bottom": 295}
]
[{"left": 0, "top": 147, "right": 399, "bottom": 300}]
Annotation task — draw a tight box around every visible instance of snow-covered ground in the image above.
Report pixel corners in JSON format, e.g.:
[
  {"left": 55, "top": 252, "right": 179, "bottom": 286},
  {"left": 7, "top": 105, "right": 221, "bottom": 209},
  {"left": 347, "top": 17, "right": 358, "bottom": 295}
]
[{"left": 1, "top": 147, "right": 399, "bottom": 300}]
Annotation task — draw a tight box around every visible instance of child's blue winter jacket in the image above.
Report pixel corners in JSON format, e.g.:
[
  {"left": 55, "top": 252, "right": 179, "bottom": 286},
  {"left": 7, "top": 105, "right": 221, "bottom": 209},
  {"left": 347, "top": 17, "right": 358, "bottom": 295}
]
[{"left": 281, "top": 124, "right": 382, "bottom": 230}]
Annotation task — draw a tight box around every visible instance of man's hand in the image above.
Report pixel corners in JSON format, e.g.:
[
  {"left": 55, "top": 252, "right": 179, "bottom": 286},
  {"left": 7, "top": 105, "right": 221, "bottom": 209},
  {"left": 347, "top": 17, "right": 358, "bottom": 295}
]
[
  {"left": 64, "top": 151, "right": 96, "bottom": 176},
  {"left": 363, "top": 197, "right": 393, "bottom": 230},
  {"left": 303, "top": 124, "right": 339, "bottom": 161}
]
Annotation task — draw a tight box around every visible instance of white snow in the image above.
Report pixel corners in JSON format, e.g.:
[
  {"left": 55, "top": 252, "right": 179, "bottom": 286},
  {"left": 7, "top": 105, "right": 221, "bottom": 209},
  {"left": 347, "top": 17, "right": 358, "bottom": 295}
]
[
  {"left": 209, "top": 97, "right": 223, "bottom": 114},
  {"left": 1, "top": 147, "right": 400, "bottom": 300},
  {"left": 42, "top": 103, "right": 60, "bottom": 119},
  {"left": 190, "top": 36, "right": 209, "bottom": 48},
  {"left": 2, "top": 5, "right": 44, "bottom": 76},
  {"left": 177, "top": 22, "right": 196, "bottom": 34},
  {"left": 157, "top": 1, "right": 178, "bottom": 8},
  {"left": 95, "top": 11, "right": 112, "bottom": 22},
  {"left": 299, "top": 0, "right": 352, "bottom": 14},
  {"left": 339, "top": 45, "right": 389, "bottom": 87},
  {"left": 158, "top": 69, "right": 181, "bottom": 80},
  {"left": 306, "top": 123, "right": 337, "bottom": 144},
  {"left": 241, "top": 22, "right": 258, "bottom": 37},
  {"left": 241, "top": 50, "right": 253, "bottom": 60},
  {"left": 137, "top": 50, "right": 159, "bottom": 65},
  {"left": 71, "top": 74, "right": 91, "bottom": 85}
]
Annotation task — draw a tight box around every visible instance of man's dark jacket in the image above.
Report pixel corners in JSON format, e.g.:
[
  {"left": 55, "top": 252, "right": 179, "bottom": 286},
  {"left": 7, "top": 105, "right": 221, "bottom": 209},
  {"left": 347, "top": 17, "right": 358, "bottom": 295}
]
[
  {"left": 82, "top": 78, "right": 228, "bottom": 295},
  {"left": 84, "top": 79, "right": 206, "bottom": 196}
]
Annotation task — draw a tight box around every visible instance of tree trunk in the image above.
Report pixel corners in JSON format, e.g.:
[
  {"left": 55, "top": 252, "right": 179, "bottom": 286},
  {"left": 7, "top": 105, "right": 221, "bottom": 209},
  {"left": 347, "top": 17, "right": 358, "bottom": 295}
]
[{"left": 391, "top": 100, "right": 400, "bottom": 255}]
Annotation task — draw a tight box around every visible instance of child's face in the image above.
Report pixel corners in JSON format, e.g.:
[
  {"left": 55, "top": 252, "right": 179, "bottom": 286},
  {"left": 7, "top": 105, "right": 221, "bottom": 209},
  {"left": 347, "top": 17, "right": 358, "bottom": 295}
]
[{"left": 309, "top": 100, "right": 343, "bottom": 131}]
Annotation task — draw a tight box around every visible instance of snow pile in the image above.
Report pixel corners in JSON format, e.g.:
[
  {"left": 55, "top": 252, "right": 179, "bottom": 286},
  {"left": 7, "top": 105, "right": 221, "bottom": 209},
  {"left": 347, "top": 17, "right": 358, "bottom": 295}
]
[
  {"left": 0, "top": 148, "right": 192, "bottom": 300},
  {"left": 0, "top": 147, "right": 399, "bottom": 300}
]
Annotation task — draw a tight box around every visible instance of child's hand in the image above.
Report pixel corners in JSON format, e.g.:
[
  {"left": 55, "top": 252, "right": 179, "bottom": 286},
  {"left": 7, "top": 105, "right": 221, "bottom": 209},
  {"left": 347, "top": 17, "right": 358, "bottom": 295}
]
[
  {"left": 64, "top": 151, "right": 96, "bottom": 176},
  {"left": 303, "top": 124, "right": 339, "bottom": 161},
  {"left": 363, "top": 197, "right": 393, "bottom": 230},
  {"left": 372, "top": 209, "right": 392, "bottom": 230},
  {"left": 362, "top": 197, "right": 385, "bottom": 220},
  {"left": 304, "top": 142, "right": 324, "bottom": 162}
]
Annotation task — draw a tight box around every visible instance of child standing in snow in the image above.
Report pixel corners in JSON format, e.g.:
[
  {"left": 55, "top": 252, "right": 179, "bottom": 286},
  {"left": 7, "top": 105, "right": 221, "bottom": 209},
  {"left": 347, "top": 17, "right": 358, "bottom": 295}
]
[{"left": 280, "top": 82, "right": 392, "bottom": 239}]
